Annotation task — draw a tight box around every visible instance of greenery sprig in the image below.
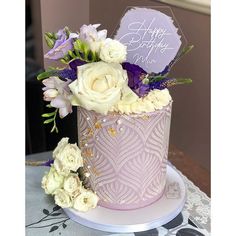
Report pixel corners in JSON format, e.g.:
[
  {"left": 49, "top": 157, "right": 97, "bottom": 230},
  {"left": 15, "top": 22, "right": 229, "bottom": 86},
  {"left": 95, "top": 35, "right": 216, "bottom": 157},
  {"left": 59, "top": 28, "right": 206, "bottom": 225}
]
[{"left": 42, "top": 106, "right": 59, "bottom": 133}]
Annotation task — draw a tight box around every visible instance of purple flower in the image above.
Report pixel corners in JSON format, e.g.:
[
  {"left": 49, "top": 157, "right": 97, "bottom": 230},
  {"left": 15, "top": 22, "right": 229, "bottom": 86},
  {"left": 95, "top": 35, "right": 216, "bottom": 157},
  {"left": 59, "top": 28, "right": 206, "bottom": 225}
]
[
  {"left": 42, "top": 77, "right": 73, "bottom": 118},
  {"left": 122, "top": 62, "right": 148, "bottom": 97},
  {"left": 42, "top": 159, "right": 54, "bottom": 167},
  {"left": 69, "top": 59, "right": 87, "bottom": 71},
  {"left": 44, "top": 28, "right": 78, "bottom": 60},
  {"left": 138, "top": 84, "right": 150, "bottom": 97}
]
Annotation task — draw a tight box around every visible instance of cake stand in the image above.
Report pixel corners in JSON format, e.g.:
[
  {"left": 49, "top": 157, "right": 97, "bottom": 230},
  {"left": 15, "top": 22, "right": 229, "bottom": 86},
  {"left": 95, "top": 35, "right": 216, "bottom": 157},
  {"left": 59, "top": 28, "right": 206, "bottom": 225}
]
[{"left": 63, "top": 164, "right": 186, "bottom": 233}]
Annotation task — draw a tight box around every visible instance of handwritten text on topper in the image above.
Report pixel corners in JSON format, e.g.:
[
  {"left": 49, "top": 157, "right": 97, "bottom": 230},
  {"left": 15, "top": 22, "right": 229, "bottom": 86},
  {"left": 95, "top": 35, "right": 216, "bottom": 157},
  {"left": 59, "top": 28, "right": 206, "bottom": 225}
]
[{"left": 115, "top": 8, "right": 182, "bottom": 73}]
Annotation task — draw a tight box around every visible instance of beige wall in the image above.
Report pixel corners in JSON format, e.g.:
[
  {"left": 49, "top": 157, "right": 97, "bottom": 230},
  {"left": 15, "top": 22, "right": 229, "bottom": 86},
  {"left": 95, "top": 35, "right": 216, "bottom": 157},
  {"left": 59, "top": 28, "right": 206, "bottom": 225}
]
[{"left": 37, "top": 0, "right": 210, "bottom": 170}]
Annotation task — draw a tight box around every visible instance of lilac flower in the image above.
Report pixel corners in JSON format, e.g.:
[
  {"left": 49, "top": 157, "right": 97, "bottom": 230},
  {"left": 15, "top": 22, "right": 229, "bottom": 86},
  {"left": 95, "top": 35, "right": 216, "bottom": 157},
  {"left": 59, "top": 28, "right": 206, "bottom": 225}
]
[
  {"left": 42, "top": 77, "right": 73, "bottom": 118},
  {"left": 79, "top": 24, "right": 107, "bottom": 52},
  {"left": 44, "top": 28, "right": 78, "bottom": 60}
]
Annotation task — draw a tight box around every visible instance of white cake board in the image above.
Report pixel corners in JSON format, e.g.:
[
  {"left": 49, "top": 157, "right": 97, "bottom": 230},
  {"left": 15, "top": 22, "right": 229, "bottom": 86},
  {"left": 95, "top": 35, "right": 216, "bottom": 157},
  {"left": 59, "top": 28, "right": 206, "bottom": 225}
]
[{"left": 63, "top": 164, "right": 186, "bottom": 233}]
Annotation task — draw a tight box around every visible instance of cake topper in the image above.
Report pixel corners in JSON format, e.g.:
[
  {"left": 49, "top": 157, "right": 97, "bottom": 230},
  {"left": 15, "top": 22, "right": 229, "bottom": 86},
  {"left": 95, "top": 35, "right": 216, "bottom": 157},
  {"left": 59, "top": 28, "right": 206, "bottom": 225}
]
[{"left": 115, "top": 7, "right": 182, "bottom": 74}]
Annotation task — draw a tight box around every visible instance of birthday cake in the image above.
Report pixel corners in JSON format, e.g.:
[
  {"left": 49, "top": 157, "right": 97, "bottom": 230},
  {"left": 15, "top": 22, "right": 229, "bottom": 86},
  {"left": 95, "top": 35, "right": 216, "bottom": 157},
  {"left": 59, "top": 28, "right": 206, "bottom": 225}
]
[{"left": 39, "top": 8, "right": 192, "bottom": 212}]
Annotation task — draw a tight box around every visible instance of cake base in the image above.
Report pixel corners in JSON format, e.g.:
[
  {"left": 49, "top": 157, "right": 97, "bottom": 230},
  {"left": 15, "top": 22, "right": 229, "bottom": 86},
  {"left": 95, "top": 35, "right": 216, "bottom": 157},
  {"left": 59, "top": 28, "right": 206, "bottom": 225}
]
[{"left": 63, "top": 164, "right": 186, "bottom": 233}]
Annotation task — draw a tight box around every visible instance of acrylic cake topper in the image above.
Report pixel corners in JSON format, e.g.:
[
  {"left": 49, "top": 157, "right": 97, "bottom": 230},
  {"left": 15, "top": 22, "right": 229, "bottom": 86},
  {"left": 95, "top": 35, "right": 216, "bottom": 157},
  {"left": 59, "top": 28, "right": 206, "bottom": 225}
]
[{"left": 115, "top": 7, "right": 182, "bottom": 74}]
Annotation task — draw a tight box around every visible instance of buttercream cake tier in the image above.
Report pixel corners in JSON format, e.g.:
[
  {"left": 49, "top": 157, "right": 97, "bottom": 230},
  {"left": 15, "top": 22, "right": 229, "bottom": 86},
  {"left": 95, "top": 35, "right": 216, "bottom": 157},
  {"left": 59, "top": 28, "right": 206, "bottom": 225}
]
[{"left": 78, "top": 102, "right": 172, "bottom": 210}]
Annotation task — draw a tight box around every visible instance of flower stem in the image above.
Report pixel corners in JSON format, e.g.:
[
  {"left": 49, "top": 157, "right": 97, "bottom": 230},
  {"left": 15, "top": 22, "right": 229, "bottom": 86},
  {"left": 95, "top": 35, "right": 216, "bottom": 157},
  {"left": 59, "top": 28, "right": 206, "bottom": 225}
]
[
  {"left": 50, "top": 108, "right": 59, "bottom": 133},
  {"left": 26, "top": 219, "right": 69, "bottom": 229}
]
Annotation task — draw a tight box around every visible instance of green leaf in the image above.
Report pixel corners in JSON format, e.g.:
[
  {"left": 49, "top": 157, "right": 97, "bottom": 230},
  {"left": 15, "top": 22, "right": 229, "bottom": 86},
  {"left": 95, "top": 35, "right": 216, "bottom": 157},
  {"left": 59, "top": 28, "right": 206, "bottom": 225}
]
[
  {"left": 45, "top": 32, "right": 54, "bottom": 39},
  {"left": 46, "top": 104, "right": 53, "bottom": 108},
  {"left": 83, "top": 44, "right": 90, "bottom": 60},
  {"left": 41, "top": 112, "right": 55, "bottom": 118},
  {"left": 90, "top": 50, "right": 99, "bottom": 62},
  {"left": 148, "top": 75, "right": 165, "bottom": 83},
  {"left": 68, "top": 50, "right": 76, "bottom": 58},
  {"left": 64, "top": 26, "right": 71, "bottom": 38},
  {"left": 167, "top": 78, "right": 193, "bottom": 88},
  {"left": 43, "top": 118, "right": 54, "bottom": 124},
  {"left": 174, "top": 45, "right": 194, "bottom": 65},
  {"left": 60, "top": 58, "right": 68, "bottom": 64},
  {"left": 44, "top": 35, "right": 55, "bottom": 48},
  {"left": 174, "top": 78, "right": 192, "bottom": 84},
  {"left": 51, "top": 125, "right": 59, "bottom": 133},
  {"left": 37, "top": 70, "right": 56, "bottom": 80},
  {"left": 74, "top": 39, "right": 84, "bottom": 51}
]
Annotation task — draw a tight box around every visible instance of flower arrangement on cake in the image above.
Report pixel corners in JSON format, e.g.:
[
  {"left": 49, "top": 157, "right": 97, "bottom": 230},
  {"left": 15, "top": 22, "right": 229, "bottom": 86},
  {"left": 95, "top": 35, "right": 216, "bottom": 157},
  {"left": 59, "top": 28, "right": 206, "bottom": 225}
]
[
  {"left": 38, "top": 24, "right": 192, "bottom": 133},
  {"left": 39, "top": 20, "right": 193, "bottom": 212}
]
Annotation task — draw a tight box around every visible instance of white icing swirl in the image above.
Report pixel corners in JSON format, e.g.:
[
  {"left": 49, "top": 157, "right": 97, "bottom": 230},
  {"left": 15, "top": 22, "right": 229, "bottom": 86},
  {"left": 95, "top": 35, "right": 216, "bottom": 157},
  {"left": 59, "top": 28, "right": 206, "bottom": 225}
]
[{"left": 110, "top": 89, "right": 172, "bottom": 114}]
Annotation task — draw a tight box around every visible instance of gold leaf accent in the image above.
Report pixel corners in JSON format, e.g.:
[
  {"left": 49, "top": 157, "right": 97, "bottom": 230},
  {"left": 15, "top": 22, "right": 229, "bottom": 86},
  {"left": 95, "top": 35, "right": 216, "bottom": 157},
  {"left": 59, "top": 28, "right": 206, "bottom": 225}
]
[
  {"left": 86, "top": 128, "right": 94, "bottom": 138},
  {"left": 141, "top": 115, "right": 150, "bottom": 120},
  {"left": 79, "top": 139, "right": 87, "bottom": 148},
  {"left": 108, "top": 127, "right": 117, "bottom": 137},
  {"left": 82, "top": 148, "right": 93, "bottom": 158},
  {"left": 95, "top": 121, "right": 102, "bottom": 129},
  {"left": 92, "top": 167, "right": 100, "bottom": 176}
]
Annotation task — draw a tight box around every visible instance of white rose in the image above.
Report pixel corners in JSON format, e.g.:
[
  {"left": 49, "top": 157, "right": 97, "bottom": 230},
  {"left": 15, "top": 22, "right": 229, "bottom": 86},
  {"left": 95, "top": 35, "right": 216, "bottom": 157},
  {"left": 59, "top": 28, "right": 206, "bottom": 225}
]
[
  {"left": 54, "top": 143, "right": 83, "bottom": 174},
  {"left": 41, "top": 166, "right": 64, "bottom": 194},
  {"left": 73, "top": 189, "right": 99, "bottom": 212},
  {"left": 69, "top": 62, "right": 134, "bottom": 114},
  {"left": 53, "top": 137, "right": 69, "bottom": 159},
  {"left": 100, "top": 38, "right": 127, "bottom": 63},
  {"left": 53, "top": 159, "right": 70, "bottom": 176},
  {"left": 54, "top": 189, "right": 72, "bottom": 208},
  {"left": 63, "top": 174, "right": 82, "bottom": 197}
]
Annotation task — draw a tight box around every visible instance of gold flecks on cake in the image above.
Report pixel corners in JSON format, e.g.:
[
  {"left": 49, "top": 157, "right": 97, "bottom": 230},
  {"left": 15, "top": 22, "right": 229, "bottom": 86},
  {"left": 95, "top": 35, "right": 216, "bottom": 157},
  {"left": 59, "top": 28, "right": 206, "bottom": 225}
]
[
  {"left": 141, "top": 115, "right": 150, "bottom": 120},
  {"left": 108, "top": 127, "right": 117, "bottom": 137},
  {"left": 86, "top": 128, "right": 94, "bottom": 138},
  {"left": 82, "top": 148, "right": 93, "bottom": 158},
  {"left": 92, "top": 167, "right": 100, "bottom": 176},
  {"left": 94, "top": 121, "right": 102, "bottom": 129}
]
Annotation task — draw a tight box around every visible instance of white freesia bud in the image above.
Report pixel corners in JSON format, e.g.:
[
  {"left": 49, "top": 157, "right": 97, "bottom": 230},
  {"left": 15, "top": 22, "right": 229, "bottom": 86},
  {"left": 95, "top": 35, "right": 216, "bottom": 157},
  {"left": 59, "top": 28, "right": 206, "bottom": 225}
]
[
  {"left": 100, "top": 38, "right": 127, "bottom": 63},
  {"left": 63, "top": 174, "right": 82, "bottom": 197},
  {"left": 43, "top": 89, "right": 59, "bottom": 101},
  {"left": 41, "top": 166, "right": 64, "bottom": 194},
  {"left": 69, "top": 62, "right": 131, "bottom": 115},
  {"left": 73, "top": 189, "right": 99, "bottom": 212},
  {"left": 54, "top": 189, "right": 72, "bottom": 208}
]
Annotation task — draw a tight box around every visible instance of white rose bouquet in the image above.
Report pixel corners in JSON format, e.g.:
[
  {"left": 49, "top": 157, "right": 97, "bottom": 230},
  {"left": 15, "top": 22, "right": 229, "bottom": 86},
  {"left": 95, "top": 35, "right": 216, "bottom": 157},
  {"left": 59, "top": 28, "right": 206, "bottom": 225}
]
[
  {"left": 41, "top": 138, "right": 99, "bottom": 212},
  {"left": 37, "top": 24, "right": 193, "bottom": 133}
]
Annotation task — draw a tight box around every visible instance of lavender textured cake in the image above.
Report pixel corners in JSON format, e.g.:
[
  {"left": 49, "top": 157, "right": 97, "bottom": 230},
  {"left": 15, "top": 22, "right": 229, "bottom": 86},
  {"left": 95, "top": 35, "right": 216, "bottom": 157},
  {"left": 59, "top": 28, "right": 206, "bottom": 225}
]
[{"left": 78, "top": 102, "right": 172, "bottom": 210}]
